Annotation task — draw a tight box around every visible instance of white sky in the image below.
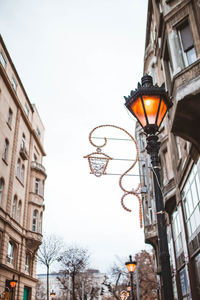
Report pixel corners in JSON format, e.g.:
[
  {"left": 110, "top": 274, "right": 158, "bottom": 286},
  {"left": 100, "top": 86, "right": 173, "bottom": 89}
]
[{"left": 0, "top": 0, "right": 151, "bottom": 273}]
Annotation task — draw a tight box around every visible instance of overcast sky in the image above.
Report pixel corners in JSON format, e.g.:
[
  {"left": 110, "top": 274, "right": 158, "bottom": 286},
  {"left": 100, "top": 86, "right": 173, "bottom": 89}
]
[{"left": 0, "top": 0, "right": 150, "bottom": 273}]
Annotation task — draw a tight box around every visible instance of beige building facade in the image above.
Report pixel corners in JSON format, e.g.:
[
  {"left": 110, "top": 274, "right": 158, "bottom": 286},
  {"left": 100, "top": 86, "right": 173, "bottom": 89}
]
[
  {"left": 135, "top": 0, "right": 200, "bottom": 299},
  {"left": 0, "top": 35, "right": 46, "bottom": 299}
]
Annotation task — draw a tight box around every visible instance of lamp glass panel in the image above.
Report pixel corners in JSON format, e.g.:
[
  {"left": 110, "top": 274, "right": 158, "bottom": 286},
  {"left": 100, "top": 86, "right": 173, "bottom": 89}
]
[
  {"left": 130, "top": 97, "right": 146, "bottom": 127},
  {"left": 157, "top": 98, "right": 167, "bottom": 127},
  {"left": 126, "top": 263, "right": 136, "bottom": 273},
  {"left": 142, "top": 95, "right": 160, "bottom": 125},
  {"left": 10, "top": 281, "right": 16, "bottom": 288}
]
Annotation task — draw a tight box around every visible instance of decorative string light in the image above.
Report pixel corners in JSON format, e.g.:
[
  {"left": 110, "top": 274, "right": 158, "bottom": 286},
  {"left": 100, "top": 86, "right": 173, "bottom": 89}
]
[{"left": 84, "top": 124, "right": 143, "bottom": 228}]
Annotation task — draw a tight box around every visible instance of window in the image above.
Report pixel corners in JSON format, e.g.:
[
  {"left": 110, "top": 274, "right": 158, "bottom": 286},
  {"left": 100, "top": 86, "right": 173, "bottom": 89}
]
[
  {"left": 0, "top": 51, "right": 6, "bottom": 68},
  {"left": 7, "top": 241, "right": 14, "bottom": 264},
  {"left": 16, "top": 200, "right": 21, "bottom": 223},
  {"left": 0, "top": 178, "right": 4, "bottom": 205},
  {"left": 34, "top": 154, "right": 37, "bottom": 162},
  {"left": 3, "top": 139, "right": 9, "bottom": 161},
  {"left": 24, "top": 103, "right": 29, "bottom": 117},
  {"left": 7, "top": 108, "right": 13, "bottom": 127},
  {"left": 36, "top": 128, "right": 41, "bottom": 138},
  {"left": 35, "top": 178, "right": 40, "bottom": 194},
  {"left": 39, "top": 212, "right": 43, "bottom": 233},
  {"left": 172, "top": 209, "right": 183, "bottom": 255},
  {"left": 22, "top": 134, "right": 25, "bottom": 149},
  {"left": 16, "top": 158, "right": 21, "bottom": 178},
  {"left": 178, "top": 22, "right": 197, "bottom": 67},
  {"left": 25, "top": 253, "right": 30, "bottom": 272},
  {"left": 11, "top": 76, "right": 17, "bottom": 90},
  {"left": 182, "top": 164, "right": 200, "bottom": 237},
  {"left": 176, "top": 137, "right": 182, "bottom": 160},
  {"left": 21, "top": 164, "right": 25, "bottom": 183},
  {"left": 32, "top": 210, "right": 38, "bottom": 232},
  {"left": 12, "top": 196, "right": 17, "bottom": 219}
]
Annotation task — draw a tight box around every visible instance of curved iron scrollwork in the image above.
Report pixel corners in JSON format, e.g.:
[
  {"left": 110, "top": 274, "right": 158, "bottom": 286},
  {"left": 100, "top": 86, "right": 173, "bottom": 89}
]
[{"left": 84, "top": 124, "right": 143, "bottom": 228}]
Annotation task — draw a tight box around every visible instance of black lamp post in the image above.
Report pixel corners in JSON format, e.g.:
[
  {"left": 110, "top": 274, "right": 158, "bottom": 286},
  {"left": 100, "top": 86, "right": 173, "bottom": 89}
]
[
  {"left": 125, "top": 256, "right": 137, "bottom": 300},
  {"left": 124, "top": 74, "right": 174, "bottom": 300},
  {"left": 9, "top": 275, "right": 17, "bottom": 300}
]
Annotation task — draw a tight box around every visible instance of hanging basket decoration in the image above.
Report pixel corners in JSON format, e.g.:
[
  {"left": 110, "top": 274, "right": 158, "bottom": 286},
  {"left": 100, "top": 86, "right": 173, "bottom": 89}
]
[{"left": 84, "top": 148, "right": 112, "bottom": 177}]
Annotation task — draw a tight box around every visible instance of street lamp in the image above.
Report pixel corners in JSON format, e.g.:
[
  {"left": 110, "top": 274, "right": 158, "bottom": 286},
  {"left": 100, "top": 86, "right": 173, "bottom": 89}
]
[
  {"left": 50, "top": 290, "right": 56, "bottom": 299},
  {"left": 9, "top": 275, "right": 17, "bottom": 300},
  {"left": 125, "top": 256, "right": 137, "bottom": 300},
  {"left": 124, "top": 74, "right": 174, "bottom": 300}
]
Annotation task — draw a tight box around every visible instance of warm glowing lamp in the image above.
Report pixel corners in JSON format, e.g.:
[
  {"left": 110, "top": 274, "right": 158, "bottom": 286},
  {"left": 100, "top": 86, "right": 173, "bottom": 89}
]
[
  {"left": 50, "top": 291, "right": 56, "bottom": 298},
  {"left": 124, "top": 74, "right": 172, "bottom": 135},
  {"left": 125, "top": 256, "right": 137, "bottom": 273},
  {"left": 9, "top": 276, "right": 17, "bottom": 288}
]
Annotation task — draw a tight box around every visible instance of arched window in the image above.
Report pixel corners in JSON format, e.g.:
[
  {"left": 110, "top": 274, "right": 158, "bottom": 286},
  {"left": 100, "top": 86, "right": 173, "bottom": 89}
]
[
  {"left": 16, "top": 158, "right": 21, "bottom": 178},
  {"left": 21, "top": 164, "right": 25, "bottom": 183},
  {"left": 16, "top": 200, "right": 22, "bottom": 223},
  {"left": 32, "top": 210, "right": 38, "bottom": 232},
  {"left": 39, "top": 212, "right": 43, "bottom": 233},
  {"left": 3, "top": 139, "right": 9, "bottom": 161},
  {"left": 0, "top": 178, "right": 4, "bottom": 205},
  {"left": 7, "top": 241, "right": 14, "bottom": 264},
  {"left": 12, "top": 195, "right": 17, "bottom": 219}
]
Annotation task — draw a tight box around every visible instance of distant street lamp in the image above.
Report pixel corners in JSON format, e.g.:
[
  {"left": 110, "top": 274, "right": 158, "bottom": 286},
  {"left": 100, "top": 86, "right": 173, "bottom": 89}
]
[
  {"left": 9, "top": 275, "right": 17, "bottom": 300},
  {"left": 124, "top": 74, "right": 174, "bottom": 300},
  {"left": 125, "top": 256, "right": 137, "bottom": 300},
  {"left": 50, "top": 290, "right": 56, "bottom": 299}
]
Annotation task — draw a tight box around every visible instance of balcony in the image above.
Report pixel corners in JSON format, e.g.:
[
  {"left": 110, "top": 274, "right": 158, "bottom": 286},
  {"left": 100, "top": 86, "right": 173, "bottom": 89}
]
[
  {"left": 19, "top": 144, "right": 28, "bottom": 160},
  {"left": 171, "top": 59, "right": 200, "bottom": 153},
  {"left": 144, "top": 223, "right": 158, "bottom": 247},
  {"left": 31, "top": 161, "right": 47, "bottom": 177},
  {"left": 26, "top": 230, "right": 42, "bottom": 251}
]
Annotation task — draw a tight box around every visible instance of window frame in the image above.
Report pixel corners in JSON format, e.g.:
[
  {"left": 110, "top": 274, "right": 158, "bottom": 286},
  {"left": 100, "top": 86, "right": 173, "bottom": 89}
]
[
  {"left": 3, "top": 139, "right": 9, "bottom": 162},
  {"left": 12, "top": 195, "right": 17, "bottom": 219},
  {"left": 7, "top": 241, "right": 14, "bottom": 265},
  {"left": 0, "top": 51, "right": 7, "bottom": 68},
  {"left": 182, "top": 164, "right": 200, "bottom": 238},
  {"left": 0, "top": 178, "right": 4, "bottom": 205},
  {"left": 32, "top": 209, "right": 38, "bottom": 232},
  {"left": 177, "top": 21, "right": 197, "bottom": 67}
]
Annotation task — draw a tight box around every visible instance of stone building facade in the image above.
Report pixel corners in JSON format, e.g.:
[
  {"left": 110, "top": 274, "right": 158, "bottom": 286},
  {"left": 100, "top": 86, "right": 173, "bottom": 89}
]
[
  {"left": 0, "top": 35, "right": 46, "bottom": 299},
  {"left": 135, "top": 0, "right": 200, "bottom": 299}
]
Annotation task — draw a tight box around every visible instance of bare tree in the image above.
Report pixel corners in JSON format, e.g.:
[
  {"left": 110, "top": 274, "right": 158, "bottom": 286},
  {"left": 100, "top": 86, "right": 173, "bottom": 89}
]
[
  {"left": 135, "top": 250, "right": 157, "bottom": 300},
  {"left": 37, "top": 234, "right": 63, "bottom": 300},
  {"left": 35, "top": 280, "right": 46, "bottom": 300},
  {"left": 57, "top": 246, "right": 90, "bottom": 300}
]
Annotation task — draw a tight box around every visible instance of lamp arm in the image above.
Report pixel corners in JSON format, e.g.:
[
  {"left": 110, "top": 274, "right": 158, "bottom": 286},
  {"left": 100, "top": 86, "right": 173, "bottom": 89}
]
[{"left": 88, "top": 125, "right": 142, "bottom": 227}]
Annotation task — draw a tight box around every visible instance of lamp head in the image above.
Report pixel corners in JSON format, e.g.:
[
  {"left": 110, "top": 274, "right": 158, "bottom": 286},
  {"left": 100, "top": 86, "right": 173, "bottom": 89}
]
[
  {"left": 125, "top": 255, "right": 137, "bottom": 273},
  {"left": 124, "top": 74, "right": 172, "bottom": 135}
]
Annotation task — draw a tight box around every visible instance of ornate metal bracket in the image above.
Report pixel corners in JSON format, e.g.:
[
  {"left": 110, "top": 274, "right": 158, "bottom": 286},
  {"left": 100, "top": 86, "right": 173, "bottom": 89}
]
[{"left": 84, "top": 124, "right": 143, "bottom": 228}]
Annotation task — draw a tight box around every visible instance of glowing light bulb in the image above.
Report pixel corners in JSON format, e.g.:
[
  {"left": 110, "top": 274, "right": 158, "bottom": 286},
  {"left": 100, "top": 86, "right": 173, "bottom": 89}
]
[{"left": 145, "top": 99, "right": 151, "bottom": 106}]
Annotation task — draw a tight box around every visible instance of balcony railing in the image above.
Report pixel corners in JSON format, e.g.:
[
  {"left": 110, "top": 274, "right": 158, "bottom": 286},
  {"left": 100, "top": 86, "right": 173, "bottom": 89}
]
[{"left": 31, "top": 161, "right": 46, "bottom": 176}]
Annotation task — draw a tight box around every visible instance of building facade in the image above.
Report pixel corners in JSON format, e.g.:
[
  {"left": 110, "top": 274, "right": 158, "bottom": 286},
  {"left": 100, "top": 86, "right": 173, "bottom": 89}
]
[
  {"left": 0, "top": 35, "right": 46, "bottom": 299},
  {"left": 135, "top": 0, "right": 200, "bottom": 299}
]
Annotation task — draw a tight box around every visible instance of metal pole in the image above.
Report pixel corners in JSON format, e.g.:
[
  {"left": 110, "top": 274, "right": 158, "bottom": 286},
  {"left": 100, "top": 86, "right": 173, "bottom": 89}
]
[
  {"left": 130, "top": 272, "right": 135, "bottom": 300},
  {"left": 146, "top": 134, "right": 174, "bottom": 300},
  {"left": 82, "top": 281, "right": 84, "bottom": 300},
  {"left": 68, "top": 275, "right": 71, "bottom": 300},
  {"left": 136, "top": 265, "right": 140, "bottom": 300}
]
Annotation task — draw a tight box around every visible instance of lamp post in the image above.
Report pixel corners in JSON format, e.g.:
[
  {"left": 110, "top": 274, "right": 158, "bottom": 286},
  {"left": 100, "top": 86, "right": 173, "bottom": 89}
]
[
  {"left": 124, "top": 74, "right": 174, "bottom": 300},
  {"left": 125, "top": 256, "right": 137, "bottom": 300},
  {"left": 9, "top": 275, "right": 17, "bottom": 300}
]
